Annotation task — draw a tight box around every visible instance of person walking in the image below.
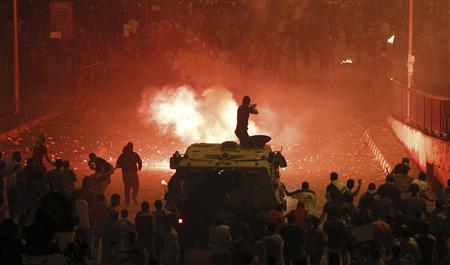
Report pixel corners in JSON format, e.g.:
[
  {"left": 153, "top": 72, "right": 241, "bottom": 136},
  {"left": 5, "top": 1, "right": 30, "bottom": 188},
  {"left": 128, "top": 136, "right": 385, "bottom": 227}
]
[{"left": 115, "top": 142, "right": 142, "bottom": 206}]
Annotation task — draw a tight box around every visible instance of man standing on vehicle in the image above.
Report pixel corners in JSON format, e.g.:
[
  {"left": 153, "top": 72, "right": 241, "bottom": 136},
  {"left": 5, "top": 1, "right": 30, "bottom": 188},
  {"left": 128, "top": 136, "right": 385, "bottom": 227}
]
[
  {"left": 235, "top": 96, "right": 258, "bottom": 146},
  {"left": 115, "top": 142, "right": 143, "bottom": 206}
]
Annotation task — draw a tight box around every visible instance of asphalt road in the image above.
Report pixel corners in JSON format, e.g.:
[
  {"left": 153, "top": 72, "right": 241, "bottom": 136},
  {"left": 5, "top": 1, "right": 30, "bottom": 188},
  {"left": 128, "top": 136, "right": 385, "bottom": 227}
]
[{"left": 0, "top": 71, "right": 391, "bottom": 218}]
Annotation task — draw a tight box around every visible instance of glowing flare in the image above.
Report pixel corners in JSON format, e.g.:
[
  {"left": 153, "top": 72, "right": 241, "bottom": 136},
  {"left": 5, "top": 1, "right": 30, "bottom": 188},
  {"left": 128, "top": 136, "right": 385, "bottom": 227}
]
[
  {"left": 341, "top": 59, "right": 353, "bottom": 64},
  {"left": 161, "top": 179, "right": 168, "bottom": 186},
  {"left": 387, "top": 35, "right": 395, "bottom": 44}
]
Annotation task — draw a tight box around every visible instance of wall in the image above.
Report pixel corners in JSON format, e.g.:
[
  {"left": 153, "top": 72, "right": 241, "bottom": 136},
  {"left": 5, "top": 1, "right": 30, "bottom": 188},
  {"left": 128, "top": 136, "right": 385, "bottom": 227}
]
[{"left": 388, "top": 116, "right": 450, "bottom": 186}]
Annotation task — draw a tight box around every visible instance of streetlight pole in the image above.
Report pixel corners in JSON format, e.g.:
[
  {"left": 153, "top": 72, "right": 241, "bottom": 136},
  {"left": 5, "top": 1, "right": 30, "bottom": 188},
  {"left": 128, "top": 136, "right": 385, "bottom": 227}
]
[
  {"left": 13, "top": 0, "right": 20, "bottom": 114},
  {"left": 406, "top": 0, "right": 414, "bottom": 121}
]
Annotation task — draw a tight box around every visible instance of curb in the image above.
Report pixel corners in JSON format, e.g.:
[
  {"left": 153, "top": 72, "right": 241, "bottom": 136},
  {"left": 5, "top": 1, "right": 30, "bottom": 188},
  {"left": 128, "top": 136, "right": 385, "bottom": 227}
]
[
  {"left": 362, "top": 129, "right": 392, "bottom": 175},
  {"left": 0, "top": 110, "right": 60, "bottom": 142}
]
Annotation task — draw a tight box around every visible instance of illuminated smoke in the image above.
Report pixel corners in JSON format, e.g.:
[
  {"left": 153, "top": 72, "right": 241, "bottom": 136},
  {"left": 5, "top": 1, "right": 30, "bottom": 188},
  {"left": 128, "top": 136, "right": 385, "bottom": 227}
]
[{"left": 140, "top": 85, "right": 259, "bottom": 143}]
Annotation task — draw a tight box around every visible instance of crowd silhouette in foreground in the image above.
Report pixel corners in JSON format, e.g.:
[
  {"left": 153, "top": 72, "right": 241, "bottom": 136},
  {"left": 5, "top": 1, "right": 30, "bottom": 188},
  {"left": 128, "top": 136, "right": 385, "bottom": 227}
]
[{"left": 0, "top": 135, "right": 449, "bottom": 265}]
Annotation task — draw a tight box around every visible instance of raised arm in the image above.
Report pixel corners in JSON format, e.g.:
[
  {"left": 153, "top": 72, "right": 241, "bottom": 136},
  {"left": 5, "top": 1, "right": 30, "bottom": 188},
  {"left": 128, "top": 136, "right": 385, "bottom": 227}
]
[{"left": 249, "top": 104, "right": 258, "bottom": 114}]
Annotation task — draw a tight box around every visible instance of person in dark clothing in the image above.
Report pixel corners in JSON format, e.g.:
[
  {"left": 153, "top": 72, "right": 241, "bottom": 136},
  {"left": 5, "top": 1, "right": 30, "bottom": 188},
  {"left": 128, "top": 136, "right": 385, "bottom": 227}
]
[
  {"left": 47, "top": 159, "right": 66, "bottom": 192},
  {"left": 401, "top": 184, "right": 427, "bottom": 220},
  {"left": 62, "top": 160, "right": 77, "bottom": 195},
  {"left": 0, "top": 218, "right": 22, "bottom": 265},
  {"left": 305, "top": 216, "right": 325, "bottom": 265},
  {"left": 429, "top": 200, "right": 449, "bottom": 261},
  {"left": 88, "top": 153, "right": 114, "bottom": 195},
  {"left": 391, "top": 157, "right": 410, "bottom": 175},
  {"left": 235, "top": 96, "right": 258, "bottom": 146},
  {"left": 386, "top": 243, "right": 405, "bottom": 265},
  {"left": 135, "top": 201, "right": 156, "bottom": 261},
  {"left": 377, "top": 175, "right": 402, "bottom": 211},
  {"left": 32, "top": 133, "right": 53, "bottom": 174},
  {"left": 25, "top": 208, "right": 58, "bottom": 255},
  {"left": 323, "top": 207, "right": 347, "bottom": 264},
  {"left": 115, "top": 142, "right": 143, "bottom": 206},
  {"left": 22, "top": 158, "right": 45, "bottom": 186},
  {"left": 280, "top": 214, "right": 305, "bottom": 265},
  {"left": 415, "top": 222, "right": 438, "bottom": 265},
  {"left": 326, "top": 172, "right": 348, "bottom": 209},
  {"left": 358, "top": 183, "right": 377, "bottom": 210}
]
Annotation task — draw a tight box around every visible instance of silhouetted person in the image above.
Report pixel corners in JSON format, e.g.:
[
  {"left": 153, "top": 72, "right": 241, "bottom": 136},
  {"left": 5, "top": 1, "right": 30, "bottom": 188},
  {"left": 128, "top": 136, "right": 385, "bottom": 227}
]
[
  {"left": 101, "top": 210, "right": 128, "bottom": 261},
  {"left": 162, "top": 218, "right": 180, "bottom": 265},
  {"left": 284, "top": 181, "right": 317, "bottom": 214},
  {"left": 377, "top": 175, "right": 402, "bottom": 211},
  {"left": 281, "top": 214, "right": 305, "bottom": 265},
  {"left": 210, "top": 217, "right": 232, "bottom": 265},
  {"left": 115, "top": 142, "right": 142, "bottom": 206},
  {"left": 392, "top": 157, "right": 410, "bottom": 175},
  {"left": 25, "top": 208, "right": 58, "bottom": 255},
  {"left": 262, "top": 223, "right": 283, "bottom": 265},
  {"left": 305, "top": 216, "right": 325, "bottom": 265},
  {"left": 401, "top": 184, "right": 427, "bottom": 220},
  {"left": 5, "top": 151, "right": 22, "bottom": 188},
  {"left": 235, "top": 96, "right": 258, "bottom": 146},
  {"left": 135, "top": 201, "right": 156, "bottom": 261},
  {"left": 88, "top": 153, "right": 114, "bottom": 195},
  {"left": 412, "top": 172, "right": 434, "bottom": 201},
  {"left": 62, "top": 160, "right": 77, "bottom": 195},
  {"left": 0, "top": 218, "right": 22, "bottom": 265},
  {"left": 326, "top": 172, "right": 348, "bottom": 209},
  {"left": 415, "top": 222, "right": 438, "bottom": 265},
  {"left": 47, "top": 158, "right": 72, "bottom": 196},
  {"left": 32, "top": 133, "right": 53, "bottom": 173},
  {"left": 358, "top": 183, "right": 377, "bottom": 210}
]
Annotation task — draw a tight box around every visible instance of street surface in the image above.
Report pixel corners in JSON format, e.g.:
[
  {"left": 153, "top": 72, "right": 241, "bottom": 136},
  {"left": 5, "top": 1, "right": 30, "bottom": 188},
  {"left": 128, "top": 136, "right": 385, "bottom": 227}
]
[{"left": 0, "top": 70, "right": 391, "bottom": 216}]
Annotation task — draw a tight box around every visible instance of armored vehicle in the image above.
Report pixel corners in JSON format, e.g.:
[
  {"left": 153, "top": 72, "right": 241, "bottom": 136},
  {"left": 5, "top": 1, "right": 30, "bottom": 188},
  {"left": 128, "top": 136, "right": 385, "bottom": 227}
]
[{"left": 166, "top": 141, "right": 292, "bottom": 246}]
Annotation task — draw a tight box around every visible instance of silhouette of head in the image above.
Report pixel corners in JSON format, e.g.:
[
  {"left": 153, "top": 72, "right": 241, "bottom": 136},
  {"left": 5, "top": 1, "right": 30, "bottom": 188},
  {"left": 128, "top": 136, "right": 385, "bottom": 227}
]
[
  {"left": 89, "top": 153, "right": 97, "bottom": 161},
  {"left": 301, "top": 181, "right": 309, "bottom": 190},
  {"left": 402, "top": 157, "right": 409, "bottom": 164},
  {"left": 154, "top": 199, "right": 163, "bottom": 210},
  {"left": 409, "top": 183, "right": 419, "bottom": 195},
  {"left": 110, "top": 194, "right": 121, "bottom": 207},
  {"left": 242, "top": 96, "right": 251, "bottom": 106},
  {"left": 55, "top": 159, "right": 63, "bottom": 169},
  {"left": 368, "top": 183, "right": 376, "bottom": 191},
  {"left": 386, "top": 174, "right": 394, "bottom": 183},
  {"left": 126, "top": 142, "right": 133, "bottom": 151},
  {"left": 37, "top": 133, "right": 46, "bottom": 144},
  {"left": 418, "top": 172, "right": 426, "bottom": 181},
  {"left": 141, "top": 201, "right": 149, "bottom": 212},
  {"left": 347, "top": 179, "right": 355, "bottom": 189},
  {"left": 330, "top": 172, "right": 338, "bottom": 181}
]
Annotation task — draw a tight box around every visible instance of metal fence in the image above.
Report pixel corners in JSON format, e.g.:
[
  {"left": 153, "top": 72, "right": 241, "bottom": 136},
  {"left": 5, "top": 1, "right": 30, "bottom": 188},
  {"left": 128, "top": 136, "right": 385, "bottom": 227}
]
[
  {"left": 77, "top": 61, "right": 106, "bottom": 90},
  {"left": 391, "top": 81, "right": 449, "bottom": 139}
]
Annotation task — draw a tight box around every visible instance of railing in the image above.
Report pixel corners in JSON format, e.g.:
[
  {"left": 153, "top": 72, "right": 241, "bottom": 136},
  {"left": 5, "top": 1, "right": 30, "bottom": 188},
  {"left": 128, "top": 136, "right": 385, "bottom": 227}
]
[
  {"left": 77, "top": 61, "right": 106, "bottom": 90},
  {"left": 391, "top": 80, "right": 449, "bottom": 139}
]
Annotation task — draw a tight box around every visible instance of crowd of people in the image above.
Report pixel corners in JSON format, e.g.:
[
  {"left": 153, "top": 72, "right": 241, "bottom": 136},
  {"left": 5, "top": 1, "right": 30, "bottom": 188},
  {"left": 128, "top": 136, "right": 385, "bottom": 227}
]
[
  {"left": 0, "top": 130, "right": 449, "bottom": 265},
  {"left": 2, "top": 1, "right": 447, "bottom": 91}
]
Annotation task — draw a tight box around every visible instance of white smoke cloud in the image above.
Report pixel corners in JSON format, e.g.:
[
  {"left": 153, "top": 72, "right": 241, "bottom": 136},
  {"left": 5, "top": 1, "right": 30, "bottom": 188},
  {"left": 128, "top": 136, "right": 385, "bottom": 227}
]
[{"left": 140, "top": 85, "right": 259, "bottom": 143}]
